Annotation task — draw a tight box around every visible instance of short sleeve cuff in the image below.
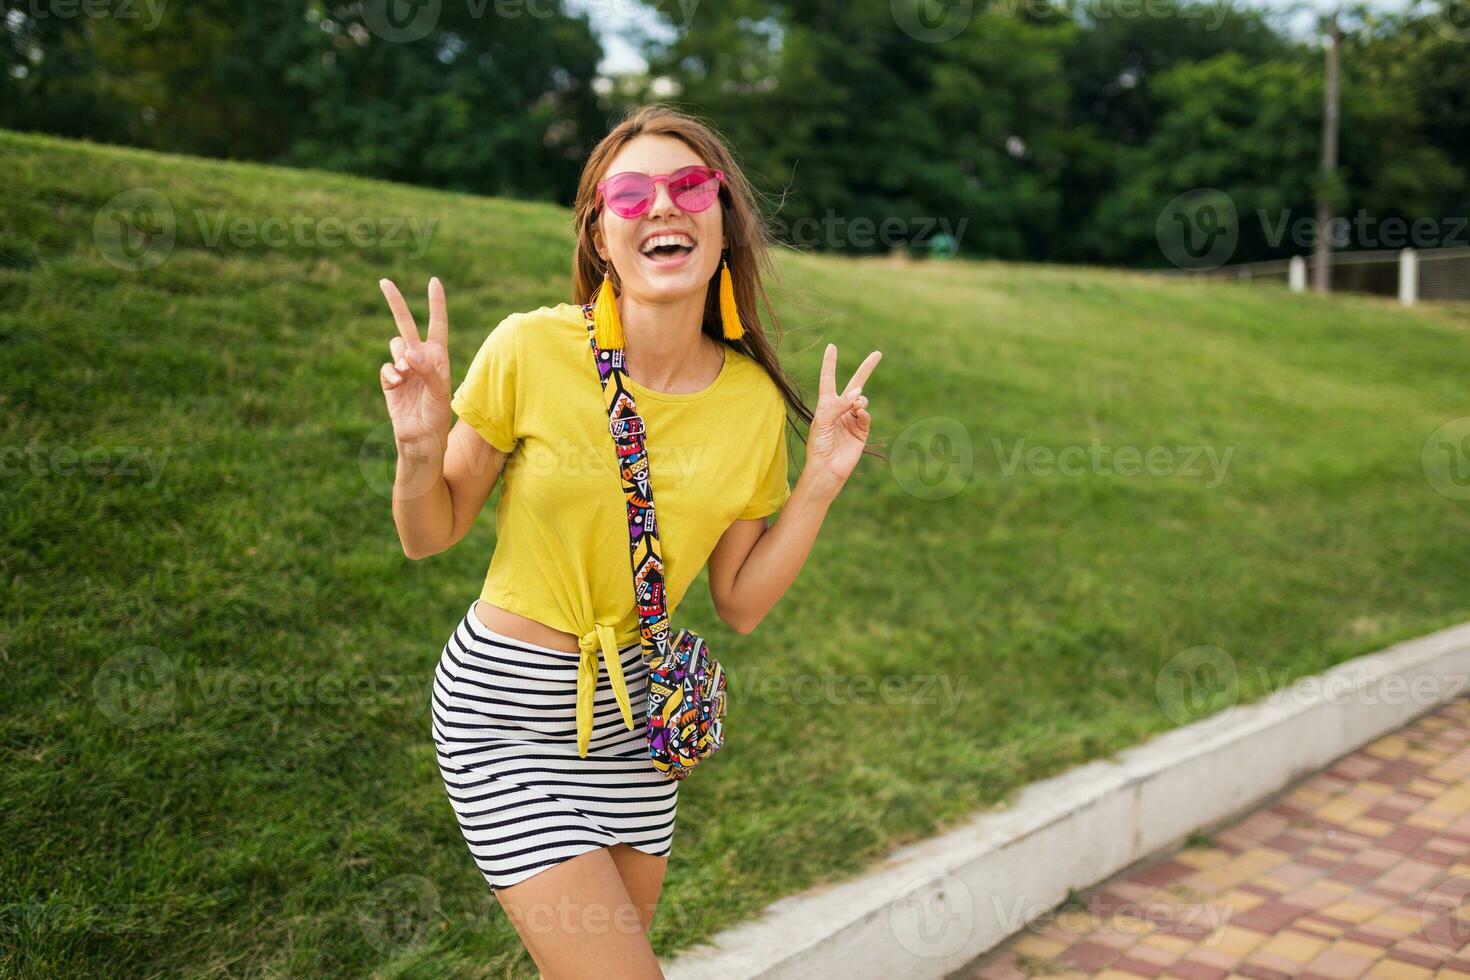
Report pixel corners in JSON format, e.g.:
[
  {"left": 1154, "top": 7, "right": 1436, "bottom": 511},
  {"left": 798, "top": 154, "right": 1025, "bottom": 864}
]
[
  {"left": 738, "top": 484, "right": 791, "bottom": 521},
  {"left": 452, "top": 390, "right": 517, "bottom": 454}
]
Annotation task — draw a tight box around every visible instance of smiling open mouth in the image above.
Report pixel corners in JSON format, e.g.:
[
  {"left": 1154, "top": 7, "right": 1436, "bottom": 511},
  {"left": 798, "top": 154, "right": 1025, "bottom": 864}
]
[{"left": 640, "top": 233, "right": 696, "bottom": 262}]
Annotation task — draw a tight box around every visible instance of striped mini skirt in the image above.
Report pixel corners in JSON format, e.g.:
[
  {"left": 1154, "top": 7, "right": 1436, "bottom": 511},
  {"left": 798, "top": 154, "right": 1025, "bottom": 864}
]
[{"left": 430, "top": 599, "right": 679, "bottom": 892}]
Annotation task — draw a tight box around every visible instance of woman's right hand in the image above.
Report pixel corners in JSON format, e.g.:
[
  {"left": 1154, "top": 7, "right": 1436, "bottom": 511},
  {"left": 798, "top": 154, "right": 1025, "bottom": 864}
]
[{"left": 379, "top": 277, "right": 453, "bottom": 453}]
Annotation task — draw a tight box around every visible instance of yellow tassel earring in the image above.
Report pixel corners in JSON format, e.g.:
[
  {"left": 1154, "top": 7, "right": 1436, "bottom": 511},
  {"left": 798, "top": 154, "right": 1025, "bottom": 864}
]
[
  {"left": 718, "top": 252, "right": 745, "bottom": 341},
  {"left": 593, "top": 264, "right": 625, "bottom": 349}
]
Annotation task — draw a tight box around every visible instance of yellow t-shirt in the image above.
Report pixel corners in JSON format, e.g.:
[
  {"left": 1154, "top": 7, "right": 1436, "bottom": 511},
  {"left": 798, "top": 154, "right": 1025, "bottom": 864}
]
[{"left": 451, "top": 301, "right": 792, "bottom": 657}]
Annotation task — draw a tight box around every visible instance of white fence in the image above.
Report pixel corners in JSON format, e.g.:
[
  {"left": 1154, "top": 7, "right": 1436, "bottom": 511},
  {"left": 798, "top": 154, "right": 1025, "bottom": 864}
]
[{"left": 1163, "top": 247, "right": 1470, "bottom": 305}]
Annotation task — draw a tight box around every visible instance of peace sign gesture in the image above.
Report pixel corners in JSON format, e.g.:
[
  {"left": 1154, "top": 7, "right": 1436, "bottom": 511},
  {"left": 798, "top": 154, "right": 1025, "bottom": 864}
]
[
  {"left": 806, "top": 343, "right": 882, "bottom": 491},
  {"left": 378, "top": 276, "right": 452, "bottom": 451}
]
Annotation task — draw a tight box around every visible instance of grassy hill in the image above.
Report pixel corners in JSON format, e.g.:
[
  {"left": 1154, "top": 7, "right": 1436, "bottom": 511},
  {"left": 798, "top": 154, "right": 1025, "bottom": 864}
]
[{"left": 3, "top": 128, "right": 1469, "bottom": 978}]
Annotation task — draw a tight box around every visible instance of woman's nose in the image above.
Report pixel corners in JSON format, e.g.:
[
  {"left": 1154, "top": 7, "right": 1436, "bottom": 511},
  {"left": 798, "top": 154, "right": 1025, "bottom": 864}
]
[{"left": 646, "top": 178, "right": 681, "bottom": 217}]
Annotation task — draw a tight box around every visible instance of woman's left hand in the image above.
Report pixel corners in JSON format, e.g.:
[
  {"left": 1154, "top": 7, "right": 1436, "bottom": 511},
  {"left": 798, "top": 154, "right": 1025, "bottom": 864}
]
[{"left": 805, "top": 343, "right": 882, "bottom": 493}]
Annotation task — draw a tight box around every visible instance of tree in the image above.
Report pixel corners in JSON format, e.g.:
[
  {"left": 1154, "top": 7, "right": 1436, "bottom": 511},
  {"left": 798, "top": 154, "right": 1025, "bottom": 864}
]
[
  {"left": 1093, "top": 49, "right": 1462, "bottom": 266},
  {"left": 1, "top": 0, "right": 607, "bottom": 202},
  {"left": 639, "top": 0, "right": 1074, "bottom": 259}
]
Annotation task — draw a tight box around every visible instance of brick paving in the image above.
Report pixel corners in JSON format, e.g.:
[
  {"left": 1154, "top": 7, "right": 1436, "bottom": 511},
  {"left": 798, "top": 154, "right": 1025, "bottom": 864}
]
[{"left": 959, "top": 697, "right": 1470, "bottom": 980}]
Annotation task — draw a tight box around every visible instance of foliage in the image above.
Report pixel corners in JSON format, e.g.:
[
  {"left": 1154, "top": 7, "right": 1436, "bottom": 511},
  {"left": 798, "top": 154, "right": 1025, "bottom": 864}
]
[
  {"left": 1, "top": 0, "right": 605, "bottom": 201},
  {"left": 3, "top": 0, "right": 1466, "bottom": 263}
]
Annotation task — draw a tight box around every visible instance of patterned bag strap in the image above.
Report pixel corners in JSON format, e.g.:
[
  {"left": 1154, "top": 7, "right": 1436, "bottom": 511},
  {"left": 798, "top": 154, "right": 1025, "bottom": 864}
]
[{"left": 581, "top": 303, "right": 673, "bottom": 665}]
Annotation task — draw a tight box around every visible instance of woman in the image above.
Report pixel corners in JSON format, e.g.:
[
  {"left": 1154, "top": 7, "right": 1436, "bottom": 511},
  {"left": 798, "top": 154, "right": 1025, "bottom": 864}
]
[{"left": 378, "top": 105, "right": 882, "bottom": 979}]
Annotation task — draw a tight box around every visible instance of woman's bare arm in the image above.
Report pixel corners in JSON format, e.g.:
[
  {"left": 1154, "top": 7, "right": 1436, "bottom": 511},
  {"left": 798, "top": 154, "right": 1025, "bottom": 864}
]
[
  {"left": 378, "top": 276, "right": 510, "bottom": 559},
  {"left": 392, "top": 421, "right": 509, "bottom": 559},
  {"left": 708, "top": 342, "right": 881, "bottom": 632},
  {"left": 707, "top": 468, "right": 842, "bottom": 633}
]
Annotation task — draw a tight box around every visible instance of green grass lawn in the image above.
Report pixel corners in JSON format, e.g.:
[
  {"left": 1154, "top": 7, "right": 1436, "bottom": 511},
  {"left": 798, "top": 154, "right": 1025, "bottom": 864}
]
[{"left": 3, "top": 128, "right": 1469, "bottom": 978}]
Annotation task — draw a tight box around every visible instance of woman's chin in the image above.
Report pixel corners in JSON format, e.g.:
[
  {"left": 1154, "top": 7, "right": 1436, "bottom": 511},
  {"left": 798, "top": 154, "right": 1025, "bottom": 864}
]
[{"left": 625, "top": 265, "right": 717, "bottom": 303}]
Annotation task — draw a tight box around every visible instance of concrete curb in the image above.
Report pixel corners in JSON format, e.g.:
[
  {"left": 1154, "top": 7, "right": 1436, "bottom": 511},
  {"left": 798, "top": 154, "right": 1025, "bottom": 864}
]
[{"left": 661, "top": 620, "right": 1470, "bottom": 980}]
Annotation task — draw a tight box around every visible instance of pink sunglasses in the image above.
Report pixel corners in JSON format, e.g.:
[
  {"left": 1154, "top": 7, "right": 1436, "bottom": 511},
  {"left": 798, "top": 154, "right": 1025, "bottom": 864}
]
[{"left": 596, "top": 165, "right": 725, "bottom": 220}]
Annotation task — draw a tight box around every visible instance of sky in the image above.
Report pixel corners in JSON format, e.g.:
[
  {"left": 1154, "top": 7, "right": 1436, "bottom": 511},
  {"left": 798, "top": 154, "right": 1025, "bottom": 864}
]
[{"left": 565, "top": 0, "right": 672, "bottom": 75}]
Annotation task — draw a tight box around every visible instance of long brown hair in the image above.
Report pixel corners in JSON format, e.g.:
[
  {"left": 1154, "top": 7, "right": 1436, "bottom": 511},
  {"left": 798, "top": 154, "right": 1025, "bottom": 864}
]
[{"left": 571, "top": 104, "right": 885, "bottom": 468}]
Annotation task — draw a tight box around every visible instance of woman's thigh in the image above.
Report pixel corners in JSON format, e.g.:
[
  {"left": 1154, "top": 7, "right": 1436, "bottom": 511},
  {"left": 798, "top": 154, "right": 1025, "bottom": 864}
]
[
  {"left": 606, "top": 843, "right": 669, "bottom": 933},
  {"left": 493, "top": 846, "right": 665, "bottom": 980}
]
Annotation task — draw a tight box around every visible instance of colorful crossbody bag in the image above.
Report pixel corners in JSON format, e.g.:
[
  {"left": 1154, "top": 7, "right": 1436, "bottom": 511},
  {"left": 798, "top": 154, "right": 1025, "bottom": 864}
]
[{"left": 581, "top": 302, "right": 729, "bottom": 781}]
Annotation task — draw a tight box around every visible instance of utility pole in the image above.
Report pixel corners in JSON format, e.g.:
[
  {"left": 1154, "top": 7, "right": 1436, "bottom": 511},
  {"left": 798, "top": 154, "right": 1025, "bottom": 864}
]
[{"left": 1313, "top": 10, "right": 1340, "bottom": 294}]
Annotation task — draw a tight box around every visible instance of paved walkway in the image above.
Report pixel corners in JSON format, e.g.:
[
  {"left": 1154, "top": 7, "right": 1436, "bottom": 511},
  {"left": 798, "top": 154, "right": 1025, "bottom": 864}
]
[{"left": 962, "top": 697, "right": 1470, "bottom": 980}]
